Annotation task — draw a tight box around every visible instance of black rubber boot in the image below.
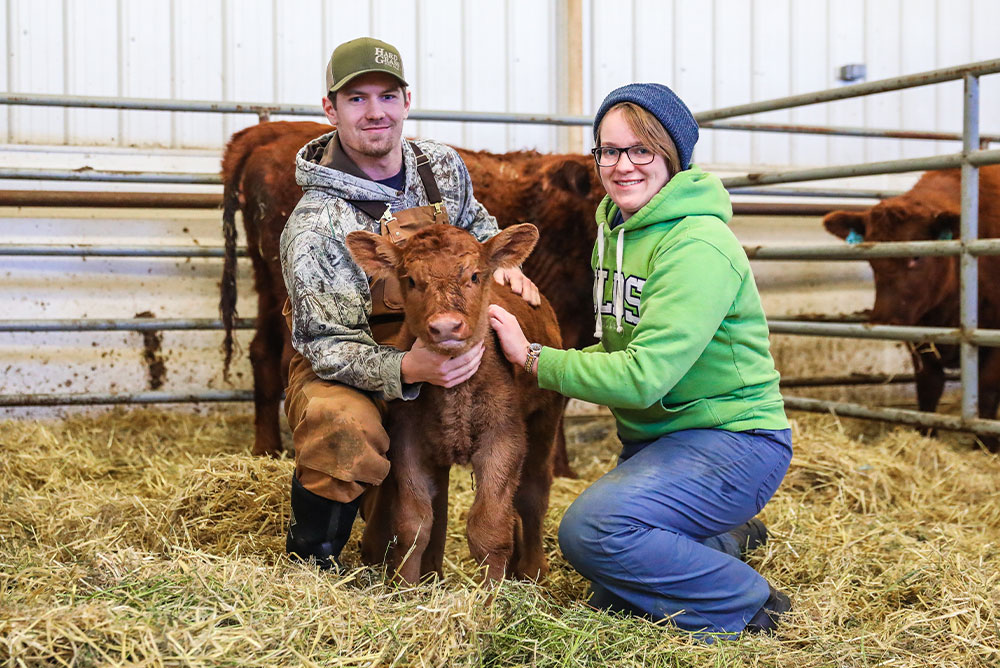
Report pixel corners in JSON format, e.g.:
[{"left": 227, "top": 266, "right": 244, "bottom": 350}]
[
  {"left": 285, "top": 475, "right": 360, "bottom": 571},
  {"left": 744, "top": 585, "right": 792, "bottom": 635},
  {"left": 727, "top": 517, "right": 768, "bottom": 559}
]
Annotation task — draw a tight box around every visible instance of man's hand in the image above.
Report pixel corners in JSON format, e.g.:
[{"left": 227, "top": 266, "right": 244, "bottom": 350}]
[
  {"left": 493, "top": 267, "right": 541, "bottom": 306},
  {"left": 401, "top": 339, "right": 485, "bottom": 388}
]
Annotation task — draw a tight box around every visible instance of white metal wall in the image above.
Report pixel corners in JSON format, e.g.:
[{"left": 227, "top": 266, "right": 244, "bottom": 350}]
[
  {"left": 2, "top": 0, "right": 560, "bottom": 155},
  {"left": 1, "top": 0, "right": 996, "bottom": 164},
  {"left": 583, "top": 0, "right": 999, "bottom": 167}
]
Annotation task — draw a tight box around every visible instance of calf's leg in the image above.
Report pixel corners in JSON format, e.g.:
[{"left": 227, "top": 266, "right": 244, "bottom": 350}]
[
  {"left": 511, "top": 400, "right": 563, "bottom": 580},
  {"left": 914, "top": 349, "right": 946, "bottom": 412},
  {"left": 250, "top": 296, "right": 286, "bottom": 456},
  {"left": 360, "top": 472, "right": 400, "bottom": 566},
  {"left": 912, "top": 344, "right": 947, "bottom": 437},
  {"left": 419, "top": 466, "right": 451, "bottom": 579},
  {"left": 384, "top": 423, "right": 436, "bottom": 584},
  {"left": 467, "top": 428, "right": 524, "bottom": 581},
  {"left": 976, "top": 349, "right": 1000, "bottom": 453}
]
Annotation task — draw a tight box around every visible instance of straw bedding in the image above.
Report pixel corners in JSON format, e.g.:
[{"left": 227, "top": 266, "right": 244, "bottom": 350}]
[{"left": 1, "top": 408, "right": 998, "bottom": 667}]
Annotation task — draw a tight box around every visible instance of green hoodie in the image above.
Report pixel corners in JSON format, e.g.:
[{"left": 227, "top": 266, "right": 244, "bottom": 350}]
[{"left": 537, "top": 166, "right": 789, "bottom": 442}]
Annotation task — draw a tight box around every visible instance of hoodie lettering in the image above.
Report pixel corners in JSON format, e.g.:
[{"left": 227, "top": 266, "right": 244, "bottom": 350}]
[{"left": 596, "top": 272, "right": 646, "bottom": 326}]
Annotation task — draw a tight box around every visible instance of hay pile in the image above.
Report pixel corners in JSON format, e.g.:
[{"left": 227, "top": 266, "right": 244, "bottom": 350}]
[{"left": 1, "top": 408, "right": 998, "bottom": 666}]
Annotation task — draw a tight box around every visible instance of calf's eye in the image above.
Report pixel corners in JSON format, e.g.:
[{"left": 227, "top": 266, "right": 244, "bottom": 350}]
[
  {"left": 470, "top": 272, "right": 479, "bottom": 284},
  {"left": 407, "top": 277, "right": 416, "bottom": 288}
]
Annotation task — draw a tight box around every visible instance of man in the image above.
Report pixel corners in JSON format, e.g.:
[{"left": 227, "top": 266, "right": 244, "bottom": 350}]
[{"left": 281, "top": 37, "right": 539, "bottom": 570}]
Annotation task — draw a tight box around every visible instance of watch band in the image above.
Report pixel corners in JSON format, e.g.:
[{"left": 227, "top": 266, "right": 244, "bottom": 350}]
[{"left": 524, "top": 342, "right": 542, "bottom": 374}]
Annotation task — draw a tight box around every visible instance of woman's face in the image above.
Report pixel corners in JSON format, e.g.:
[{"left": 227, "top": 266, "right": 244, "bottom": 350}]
[{"left": 597, "top": 108, "right": 671, "bottom": 220}]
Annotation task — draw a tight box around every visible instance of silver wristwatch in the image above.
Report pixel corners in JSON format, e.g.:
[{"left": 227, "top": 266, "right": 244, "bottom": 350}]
[{"left": 524, "top": 342, "right": 542, "bottom": 374}]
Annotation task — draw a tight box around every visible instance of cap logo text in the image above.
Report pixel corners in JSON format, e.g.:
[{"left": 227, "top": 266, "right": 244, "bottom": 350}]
[{"left": 374, "top": 47, "right": 401, "bottom": 71}]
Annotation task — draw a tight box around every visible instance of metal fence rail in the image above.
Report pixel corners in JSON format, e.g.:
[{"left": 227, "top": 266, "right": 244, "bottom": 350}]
[
  {"left": 2, "top": 59, "right": 999, "bottom": 442},
  {"left": 0, "top": 390, "right": 254, "bottom": 407},
  {"left": 0, "top": 318, "right": 255, "bottom": 332}
]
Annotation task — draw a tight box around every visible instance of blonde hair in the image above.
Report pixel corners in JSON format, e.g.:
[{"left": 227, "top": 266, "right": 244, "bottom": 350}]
[{"left": 597, "top": 102, "right": 681, "bottom": 177}]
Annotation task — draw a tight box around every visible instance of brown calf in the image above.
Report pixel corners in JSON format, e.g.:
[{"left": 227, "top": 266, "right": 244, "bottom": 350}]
[
  {"left": 346, "top": 223, "right": 565, "bottom": 583},
  {"left": 220, "top": 121, "right": 604, "bottom": 473},
  {"left": 823, "top": 165, "right": 1000, "bottom": 452}
]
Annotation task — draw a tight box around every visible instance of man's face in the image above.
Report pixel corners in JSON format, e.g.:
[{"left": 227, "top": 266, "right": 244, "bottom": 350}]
[{"left": 324, "top": 72, "right": 411, "bottom": 161}]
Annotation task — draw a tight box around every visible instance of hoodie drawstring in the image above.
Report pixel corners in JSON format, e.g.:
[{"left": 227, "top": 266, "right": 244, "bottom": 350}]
[
  {"left": 593, "top": 222, "right": 606, "bottom": 339},
  {"left": 613, "top": 226, "right": 625, "bottom": 334},
  {"left": 592, "top": 222, "right": 627, "bottom": 339}
]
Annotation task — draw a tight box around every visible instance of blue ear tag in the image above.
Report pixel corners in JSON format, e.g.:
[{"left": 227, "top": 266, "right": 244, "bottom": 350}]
[
  {"left": 845, "top": 229, "right": 864, "bottom": 245},
  {"left": 937, "top": 229, "right": 953, "bottom": 241}
]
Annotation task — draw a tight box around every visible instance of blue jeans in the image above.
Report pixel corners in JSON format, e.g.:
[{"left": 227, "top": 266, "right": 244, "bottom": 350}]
[{"left": 558, "top": 428, "right": 792, "bottom": 638}]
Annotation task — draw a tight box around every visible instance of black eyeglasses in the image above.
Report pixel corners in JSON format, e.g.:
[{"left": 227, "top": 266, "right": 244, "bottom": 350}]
[{"left": 591, "top": 145, "right": 656, "bottom": 167}]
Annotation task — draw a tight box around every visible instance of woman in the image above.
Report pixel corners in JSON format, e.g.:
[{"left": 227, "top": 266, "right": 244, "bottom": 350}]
[{"left": 489, "top": 83, "right": 793, "bottom": 638}]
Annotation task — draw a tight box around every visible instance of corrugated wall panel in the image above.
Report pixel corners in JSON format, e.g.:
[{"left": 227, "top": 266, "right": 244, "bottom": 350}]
[
  {"left": 222, "top": 0, "right": 276, "bottom": 139},
  {"left": 589, "top": 0, "right": 633, "bottom": 116},
  {"left": 632, "top": 0, "right": 673, "bottom": 85},
  {"left": 274, "top": 0, "right": 324, "bottom": 108},
  {"left": 863, "top": 0, "right": 901, "bottom": 164},
  {"left": 827, "top": 0, "right": 866, "bottom": 166},
  {"left": 120, "top": 0, "right": 172, "bottom": 148},
  {"left": 899, "top": 0, "right": 938, "bottom": 159},
  {"left": 972, "top": 0, "right": 1000, "bottom": 143},
  {"left": 673, "top": 0, "right": 715, "bottom": 164},
  {"left": 0, "top": 2, "right": 8, "bottom": 141},
  {"left": 462, "top": 0, "right": 508, "bottom": 152},
  {"left": 714, "top": 0, "right": 752, "bottom": 167},
  {"left": 935, "top": 0, "right": 972, "bottom": 150},
  {"left": 751, "top": 0, "right": 791, "bottom": 168},
  {"left": 1, "top": 0, "right": 997, "bottom": 160},
  {"left": 506, "top": 0, "right": 557, "bottom": 152},
  {"left": 417, "top": 0, "right": 465, "bottom": 148},
  {"left": 174, "top": 0, "right": 224, "bottom": 149},
  {"left": 65, "top": 0, "right": 119, "bottom": 146},
  {"left": 9, "top": 0, "right": 66, "bottom": 145},
  {"left": 789, "top": 0, "right": 829, "bottom": 166}
]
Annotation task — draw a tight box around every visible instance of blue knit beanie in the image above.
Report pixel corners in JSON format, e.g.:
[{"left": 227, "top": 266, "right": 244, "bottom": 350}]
[{"left": 593, "top": 83, "right": 699, "bottom": 171}]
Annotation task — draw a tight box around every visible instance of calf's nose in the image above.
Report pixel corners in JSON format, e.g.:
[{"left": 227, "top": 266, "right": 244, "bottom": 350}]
[{"left": 427, "top": 313, "right": 468, "bottom": 341}]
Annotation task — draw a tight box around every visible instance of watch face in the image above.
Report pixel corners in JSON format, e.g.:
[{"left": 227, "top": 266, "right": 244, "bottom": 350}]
[{"left": 529, "top": 342, "right": 542, "bottom": 353}]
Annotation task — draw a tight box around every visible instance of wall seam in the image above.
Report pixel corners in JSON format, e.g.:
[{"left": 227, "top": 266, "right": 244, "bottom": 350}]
[
  {"left": 62, "top": 0, "right": 69, "bottom": 144},
  {"left": 169, "top": 0, "right": 177, "bottom": 148},
  {"left": 116, "top": 0, "right": 124, "bottom": 147}
]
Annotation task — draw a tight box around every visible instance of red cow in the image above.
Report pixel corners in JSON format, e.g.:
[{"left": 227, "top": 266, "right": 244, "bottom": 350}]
[
  {"left": 346, "top": 223, "right": 564, "bottom": 583},
  {"left": 823, "top": 165, "right": 1000, "bottom": 452},
  {"left": 220, "top": 121, "right": 604, "bottom": 473}
]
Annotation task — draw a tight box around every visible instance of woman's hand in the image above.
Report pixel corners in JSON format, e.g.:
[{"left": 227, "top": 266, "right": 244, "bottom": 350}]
[
  {"left": 493, "top": 267, "right": 541, "bottom": 306},
  {"left": 488, "top": 304, "right": 530, "bottom": 369}
]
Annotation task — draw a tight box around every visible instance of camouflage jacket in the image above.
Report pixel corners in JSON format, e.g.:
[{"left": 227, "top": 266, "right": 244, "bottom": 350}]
[{"left": 280, "top": 131, "right": 499, "bottom": 401}]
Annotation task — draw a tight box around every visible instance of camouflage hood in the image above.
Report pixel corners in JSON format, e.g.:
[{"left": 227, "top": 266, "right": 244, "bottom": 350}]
[{"left": 296, "top": 131, "right": 423, "bottom": 204}]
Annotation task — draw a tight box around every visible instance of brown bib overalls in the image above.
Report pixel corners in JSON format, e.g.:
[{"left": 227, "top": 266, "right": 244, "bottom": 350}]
[{"left": 284, "top": 139, "right": 449, "bottom": 503}]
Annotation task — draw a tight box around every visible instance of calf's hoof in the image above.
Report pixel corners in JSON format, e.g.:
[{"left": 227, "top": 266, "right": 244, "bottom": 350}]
[{"left": 976, "top": 435, "right": 1000, "bottom": 453}]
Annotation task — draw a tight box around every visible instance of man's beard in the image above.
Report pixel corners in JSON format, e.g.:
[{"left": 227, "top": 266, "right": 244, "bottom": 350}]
[{"left": 354, "top": 126, "right": 399, "bottom": 159}]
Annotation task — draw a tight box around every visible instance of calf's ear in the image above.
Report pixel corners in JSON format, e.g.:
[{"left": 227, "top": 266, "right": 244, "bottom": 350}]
[
  {"left": 485, "top": 223, "right": 539, "bottom": 270},
  {"left": 345, "top": 230, "right": 401, "bottom": 279},
  {"left": 823, "top": 210, "right": 868, "bottom": 242}
]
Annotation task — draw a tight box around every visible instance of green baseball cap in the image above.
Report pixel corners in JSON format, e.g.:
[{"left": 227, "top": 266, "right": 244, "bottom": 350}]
[{"left": 326, "top": 37, "right": 408, "bottom": 93}]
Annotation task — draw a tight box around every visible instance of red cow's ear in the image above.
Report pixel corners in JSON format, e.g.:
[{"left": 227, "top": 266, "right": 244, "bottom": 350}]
[
  {"left": 485, "top": 223, "right": 539, "bottom": 270},
  {"left": 345, "top": 230, "right": 401, "bottom": 279},
  {"left": 932, "top": 211, "right": 960, "bottom": 240},
  {"left": 823, "top": 210, "right": 868, "bottom": 241},
  {"left": 545, "top": 158, "right": 593, "bottom": 198}
]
